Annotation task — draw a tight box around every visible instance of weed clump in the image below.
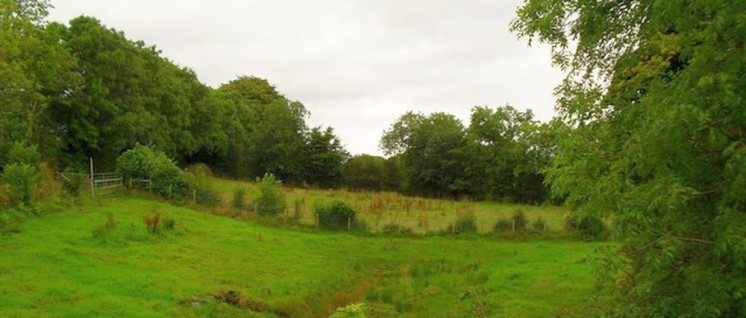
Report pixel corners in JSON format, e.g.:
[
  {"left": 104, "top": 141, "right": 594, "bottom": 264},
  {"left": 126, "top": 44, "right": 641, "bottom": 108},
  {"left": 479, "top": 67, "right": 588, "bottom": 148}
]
[
  {"left": 533, "top": 217, "right": 547, "bottom": 232},
  {"left": 162, "top": 216, "right": 176, "bottom": 230},
  {"left": 143, "top": 212, "right": 160, "bottom": 233},
  {"left": 92, "top": 212, "right": 116, "bottom": 238},
  {"left": 381, "top": 223, "right": 413, "bottom": 235},
  {"left": 231, "top": 189, "right": 246, "bottom": 210}
]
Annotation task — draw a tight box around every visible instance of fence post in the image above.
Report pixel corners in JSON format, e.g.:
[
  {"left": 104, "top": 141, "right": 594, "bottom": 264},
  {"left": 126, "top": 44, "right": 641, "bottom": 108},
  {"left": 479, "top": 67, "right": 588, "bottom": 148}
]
[
  {"left": 254, "top": 203, "right": 258, "bottom": 213},
  {"left": 192, "top": 190, "right": 197, "bottom": 204},
  {"left": 168, "top": 185, "right": 172, "bottom": 199},
  {"left": 89, "top": 157, "right": 95, "bottom": 197},
  {"left": 316, "top": 213, "right": 319, "bottom": 227},
  {"left": 512, "top": 219, "right": 516, "bottom": 233},
  {"left": 347, "top": 217, "right": 351, "bottom": 230}
]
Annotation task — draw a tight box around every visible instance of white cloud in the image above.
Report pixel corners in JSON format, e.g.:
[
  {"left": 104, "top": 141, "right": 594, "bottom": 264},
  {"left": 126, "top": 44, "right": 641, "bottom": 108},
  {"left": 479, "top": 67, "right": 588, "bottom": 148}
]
[{"left": 48, "top": 0, "right": 565, "bottom": 156}]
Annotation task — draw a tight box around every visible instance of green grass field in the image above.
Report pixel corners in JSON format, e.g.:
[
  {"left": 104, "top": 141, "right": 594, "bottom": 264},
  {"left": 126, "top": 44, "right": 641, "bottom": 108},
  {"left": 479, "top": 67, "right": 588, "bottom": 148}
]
[{"left": 0, "top": 193, "right": 601, "bottom": 317}]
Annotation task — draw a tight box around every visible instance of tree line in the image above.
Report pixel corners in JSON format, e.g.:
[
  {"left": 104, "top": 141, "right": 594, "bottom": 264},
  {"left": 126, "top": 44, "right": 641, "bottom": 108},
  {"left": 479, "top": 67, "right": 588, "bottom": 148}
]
[{"left": 0, "top": 1, "right": 554, "bottom": 204}]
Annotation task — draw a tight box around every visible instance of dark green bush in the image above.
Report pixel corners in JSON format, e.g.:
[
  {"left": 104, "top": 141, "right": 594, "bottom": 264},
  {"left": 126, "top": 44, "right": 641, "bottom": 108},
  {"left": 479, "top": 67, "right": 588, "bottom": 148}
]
[
  {"left": 492, "top": 217, "right": 512, "bottom": 233},
  {"left": 254, "top": 173, "right": 286, "bottom": 215},
  {"left": 172, "top": 172, "right": 221, "bottom": 206},
  {"left": 453, "top": 212, "right": 477, "bottom": 234},
  {"left": 1, "top": 163, "right": 37, "bottom": 204},
  {"left": 231, "top": 189, "right": 246, "bottom": 210},
  {"left": 565, "top": 214, "right": 606, "bottom": 240},
  {"left": 116, "top": 144, "right": 179, "bottom": 196},
  {"left": 315, "top": 200, "right": 357, "bottom": 230}
]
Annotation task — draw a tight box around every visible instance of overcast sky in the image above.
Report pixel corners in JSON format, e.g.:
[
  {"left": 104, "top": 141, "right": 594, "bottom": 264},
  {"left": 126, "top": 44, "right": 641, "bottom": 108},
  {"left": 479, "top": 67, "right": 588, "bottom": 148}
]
[{"left": 47, "top": 0, "right": 564, "bottom": 156}]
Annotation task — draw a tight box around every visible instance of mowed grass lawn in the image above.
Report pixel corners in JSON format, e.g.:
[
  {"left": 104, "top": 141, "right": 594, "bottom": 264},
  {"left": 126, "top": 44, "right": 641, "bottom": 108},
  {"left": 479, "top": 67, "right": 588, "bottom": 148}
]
[{"left": 0, "top": 196, "right": 601, "bottom": 317}]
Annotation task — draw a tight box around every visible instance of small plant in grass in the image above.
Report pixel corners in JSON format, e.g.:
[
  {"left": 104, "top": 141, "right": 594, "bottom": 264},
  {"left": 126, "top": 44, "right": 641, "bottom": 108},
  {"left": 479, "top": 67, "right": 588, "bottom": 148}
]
[
  {"left": 493, "top": 217, "right": 512, "bottom": 233},
  {"left": 92, "top": 212, "right": 116, "bottom": 238},
  {"left": 511, "top": 209, "right": 528, "bottom": 231},
  {"left": 231, "top": 189, "right": 246, "bottom": 210},
  {"left": 315, "top": 200, "right": 358, "bottom": 230},
  {"left": 381, "top": 223, "right": 413, "bottom": 235},
  {"left": 533, "top": 217, "right": 547, "bottom": 232},
  {"left": 330, "top": 303, "right": 368, "bottom": 318},
  {"left": 162, "top": 216, "right": 176, "bottom": 230},
  {"left": 143, "top": 212, "right": 160, "bottom": 233}
]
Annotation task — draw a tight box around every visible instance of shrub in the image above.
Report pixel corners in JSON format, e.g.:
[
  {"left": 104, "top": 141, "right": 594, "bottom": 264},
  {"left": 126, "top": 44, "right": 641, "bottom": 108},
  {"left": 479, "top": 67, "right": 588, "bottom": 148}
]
[
  {"left": 533, "top": 217, "right": 547, "bottom": 232},
  {"left": 231, "top": 189, "right": 246, "bottom": 210},
  {"left": 254, "top": 173, "right": 286, "bottom": 215},
  {"left": 171, "top": 172, "right": 221, "bottom": 206},
  {"left": 1, "top": 163, "right": 37, "bottom": 204},
  {"left": 511, "top": 209, "right": 528, "bottom": 231},
  {"left": 143, "top": 212, "right": 160, "bottom": 233},
  {"left": 116, "top": 144, "right": 179, "bottom": 196},
  {"left": 184, "top": 163, "right": 213, "bottom": 177},
  {"left": 452, "top": 212, "right": 478, "bottom": 234},
  {"left": 6, "top": 141, "right": 40, "bottom": 165},
  {"left": 315, "top": 200, "right": 357, "bottom": 230},
  {"left": 492, "top": 217, "right": 512, "bottom": 233}
]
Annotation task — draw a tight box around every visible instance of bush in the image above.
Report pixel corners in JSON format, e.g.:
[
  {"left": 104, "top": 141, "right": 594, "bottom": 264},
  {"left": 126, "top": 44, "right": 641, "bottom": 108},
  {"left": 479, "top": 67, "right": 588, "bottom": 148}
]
[
  {"left": 184, "top": 163, "right": 213, "bottom": 177},
  {"left": 1, "top": 163, "right": 37, "bottom": 204},
  {"left": 565, "top": 214, "right": 606, "bottom": 239},
  {"left": 116, "top": 144, "right": 180, "bottom": 196},
  {"left": 6, "top": 141, "right": 39, "bottom": 165},
  {"left": 174, "top": 172, "right": 221, "bottom": 206},
  {"left": 231, "top": 189, "right": 246, "bottom": 210},
  {"left": 254, "top": 173, "right": 286, "bottom": 215},
  {"left": 453, "top": 212, "right": 477, "bottom": 234},
  {"left": 492, "top": 217, "right": 512, "bottom": 233},
  {"left": 511, "top": 209, "right": 528, "bottom": 231},
  {"left": 315, "top": 200, "right": 357, "bottom": 230},
  {"left": 533, "top": 217, "right": 547, "bottom": 232}
]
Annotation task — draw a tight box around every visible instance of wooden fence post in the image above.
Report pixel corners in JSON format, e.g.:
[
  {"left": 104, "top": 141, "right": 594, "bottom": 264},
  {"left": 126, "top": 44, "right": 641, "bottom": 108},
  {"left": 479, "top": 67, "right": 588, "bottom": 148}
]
[
  {"left": 512, "top": 219, "right": 516, "bottom": 233},
  {"left": 192, "top": 190, "right": 197, "bottom": 204},
  {"left": 347, "top": 217, "right": 351, "bottom": 230},
  {"left": 89, "top": 157, "right": 95, "bottom": 197}
]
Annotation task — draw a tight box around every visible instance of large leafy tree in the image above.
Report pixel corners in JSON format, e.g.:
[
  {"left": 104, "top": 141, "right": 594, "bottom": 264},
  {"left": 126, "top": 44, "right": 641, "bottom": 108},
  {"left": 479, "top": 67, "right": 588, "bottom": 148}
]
[
  {"left": 0, "top": 0, "right": 78, "bottom": 164},
  {"left": 381, "top": 112, "right": 473, "bottom": 197},
  {"left": 304, "top": 126, "right": 348, "bottom": 188},
  {"left": 513, "top": 0, "right": 745, "bottom": 316}
]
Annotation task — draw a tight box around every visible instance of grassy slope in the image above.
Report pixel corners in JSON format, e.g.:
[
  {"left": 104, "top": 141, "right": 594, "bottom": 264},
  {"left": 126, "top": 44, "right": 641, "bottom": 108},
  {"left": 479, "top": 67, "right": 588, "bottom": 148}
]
[{"left": 0, "top": 195, "right": 599, "bottom": 317}]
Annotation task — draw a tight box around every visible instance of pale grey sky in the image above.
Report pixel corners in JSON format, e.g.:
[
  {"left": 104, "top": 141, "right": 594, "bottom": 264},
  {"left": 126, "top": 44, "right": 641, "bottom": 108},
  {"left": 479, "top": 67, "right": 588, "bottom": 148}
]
[{"left": 47, "top": 0, "right": 564, "bottom": 156}]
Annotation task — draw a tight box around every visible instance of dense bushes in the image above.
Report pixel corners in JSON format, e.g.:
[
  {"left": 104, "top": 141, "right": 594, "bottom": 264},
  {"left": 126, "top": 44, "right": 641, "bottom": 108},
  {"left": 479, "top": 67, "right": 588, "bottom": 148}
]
[
  {"left": 116, "top": 144, "right": 220, "bottom": 206},
  {"left": 564, "top": 215, "right": 606, "bottom": 240},
  {"left": 315, "top": 200, "right": 358, "bottom": 230}
]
